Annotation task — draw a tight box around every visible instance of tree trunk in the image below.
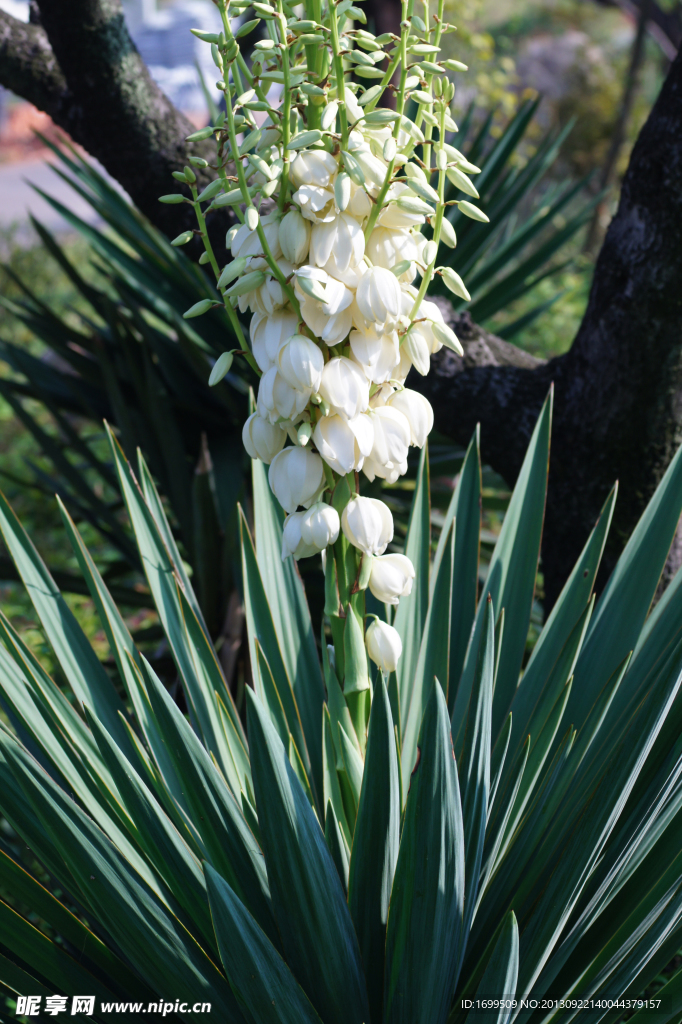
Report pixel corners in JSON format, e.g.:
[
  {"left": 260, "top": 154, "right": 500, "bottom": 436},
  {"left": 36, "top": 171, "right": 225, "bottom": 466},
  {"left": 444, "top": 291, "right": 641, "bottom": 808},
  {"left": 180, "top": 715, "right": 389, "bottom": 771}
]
[
  {"left": 414, "top": 44, "right": 682, "bottom": 608},
  {"left": 0, "top": 1, "right": 221, "bottom": 241}
]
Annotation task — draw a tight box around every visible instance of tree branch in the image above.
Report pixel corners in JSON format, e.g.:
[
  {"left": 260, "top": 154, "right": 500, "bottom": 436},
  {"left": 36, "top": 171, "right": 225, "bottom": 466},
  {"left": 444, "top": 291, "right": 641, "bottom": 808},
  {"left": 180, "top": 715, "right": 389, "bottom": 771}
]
[
  {"left": 0, "top": 11, "right": 72, "bottom": 122},
  {"left": 2, "top": 0, "right": 222, "bottom": 240}
]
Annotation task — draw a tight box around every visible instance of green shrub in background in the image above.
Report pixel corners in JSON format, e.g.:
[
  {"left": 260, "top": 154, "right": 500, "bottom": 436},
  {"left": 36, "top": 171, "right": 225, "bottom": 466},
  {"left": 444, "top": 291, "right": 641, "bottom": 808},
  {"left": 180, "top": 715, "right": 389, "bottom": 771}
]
[{"left": 1, "top": 398, "right": 682, "bottom": 1020}]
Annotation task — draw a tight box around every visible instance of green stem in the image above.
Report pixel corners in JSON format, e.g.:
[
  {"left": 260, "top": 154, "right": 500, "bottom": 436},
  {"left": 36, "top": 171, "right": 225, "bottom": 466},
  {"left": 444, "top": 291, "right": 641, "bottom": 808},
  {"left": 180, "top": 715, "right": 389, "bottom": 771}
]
[
  {"left": 408, "top": 99, "right": 447, "bottom": 320},
  {"left": 276, "top": 0, "right": 293, "bottom": 210},
  {"left": 363, "top": 0, "right": 410, "bottom": 243},
  {"left": 190, "top": 184, "right": 260, "bottom": 376},
  {"left": 329, "top": 1, "right": 349, "bottom": 148}
]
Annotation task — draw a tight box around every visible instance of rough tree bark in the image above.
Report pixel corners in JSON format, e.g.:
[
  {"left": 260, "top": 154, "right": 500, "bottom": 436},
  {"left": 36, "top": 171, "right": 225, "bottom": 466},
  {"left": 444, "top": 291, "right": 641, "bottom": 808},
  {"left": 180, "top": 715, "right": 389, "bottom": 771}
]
[
  {"left": 413, "top": 44, "right": 682, "bottom": 608},
  {"left": 1, "top": 0, "right": 682, "bottom": 607},
  {"left": 0, "top": 0, "right": 218, "bottom": 239}
]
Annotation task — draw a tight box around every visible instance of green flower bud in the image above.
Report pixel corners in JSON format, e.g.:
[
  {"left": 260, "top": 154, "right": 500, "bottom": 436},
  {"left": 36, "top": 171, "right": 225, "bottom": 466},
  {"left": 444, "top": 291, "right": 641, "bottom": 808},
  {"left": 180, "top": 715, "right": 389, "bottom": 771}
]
[
  {"left": 158, "top": 194, "right": 187, "bottom": 204},
  {"left": 196, "top": 179, "right": 223, "bottom": 203},
  {"left": 431, "top": 319, "right": 464, "bottom": 355},
  {"left": 208, "top": 351, "right": 234, "bottom": 386},
  {"left": 390, "top": 260, "right": 412, "bottom": 277},
  {"left": 443, "top": 58, "right": 468, "bottom": 71},
  {"left": 341, "top": 151, "right": 365, "bottom": 186},
  {"left": 199, "top": 251, "right": 211, "bottom": 265},
  {"left": 171, "top": 230, "right": 194, "bottom": 246},
  {"left": 405, "top": 177, "right": 440, "bottom": 203},
  {"left": 457, "top": 200, "right": 489, "bottom": 223},
  {"left": 245, "top": 207, "right": 259, "bottom": 231},
  {"left": 440, "top": 266, "right": 470, "bottom": 301},
  {"left": 189, "top": 156, "right": 208, "bottom": 168},
  {"left": 172, "top": 170, "right": 188, "bottom": 183},
  {"left": 424, "top": 240, "right": 438, "bottom": 265},
  {"left": 335, "top": 172, "right": 352, "bottom": 211},
  {"left": 446, "top": 166, "right": 480, "bottom": 198},
  {"left": 217, "top": 257, "right": 248, "bottom": 289},
  {"left": 186, "top": 126, "right": 214, "bottom": 142},
  {"left": 183, "top": 299, "right": 214, "bottom": 319},
  {"left": 396, "top": 194, "right": 434, "bottom": 216},
  {"left": 287, "top": 129, "right": 323, "bottom": 150},
  {"left": 225, "top": 270, "right": 266, "bottom": 297},
  {"left": 236, "top": 18, "right": 261, "bottom": 37},
  {"left": 383, "top": 137, "right": 397, "bottom": 162},
  {"left": 410, "top": 90, "right": 433, "bottom": 104},
  {"left": 440, "top": 217, "right": 457, "bottom": 248}
]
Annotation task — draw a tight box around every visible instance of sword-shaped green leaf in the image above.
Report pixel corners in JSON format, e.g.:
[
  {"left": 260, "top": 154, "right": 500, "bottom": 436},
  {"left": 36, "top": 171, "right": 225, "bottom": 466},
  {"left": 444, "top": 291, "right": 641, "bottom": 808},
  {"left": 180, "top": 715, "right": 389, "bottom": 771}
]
[
  {"left": 348, "top": 678, "right": 400, "bottom": 1024},
  {"left": 385, "top": 683, "right": 465, "bottom": 1024},
  {"left": 471, "top": 911, "right": 519, "bottom": 1024},
  {"left": 401, "top": 522, "right": 455, "bottom": 795},
  {"left": 246, "top": 689, "right": 370, "bottom": 1024},
  {"left": 394, "top": 443, "right": 431, "bottom": 716},
  {"left": 205, "top": 864, "right": 323, "bottom": 1024}
]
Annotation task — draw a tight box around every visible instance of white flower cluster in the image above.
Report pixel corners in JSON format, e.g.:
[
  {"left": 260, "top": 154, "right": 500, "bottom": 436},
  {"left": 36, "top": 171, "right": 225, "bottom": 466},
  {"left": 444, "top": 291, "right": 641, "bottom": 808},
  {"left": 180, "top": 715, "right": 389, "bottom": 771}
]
[{"left": 175, "top": 0, "right": 487, "bottom": 673}]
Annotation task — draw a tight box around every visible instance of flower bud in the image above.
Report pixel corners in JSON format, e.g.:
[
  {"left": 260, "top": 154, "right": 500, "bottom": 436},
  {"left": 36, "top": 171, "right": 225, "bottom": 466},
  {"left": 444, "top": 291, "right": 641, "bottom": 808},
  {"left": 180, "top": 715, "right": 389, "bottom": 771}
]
[
  {"left": 269, "top": 446, "right": 325, "bottom": 513},
  {"left": 335, "top": 172, "right": 352, "bottom": 212},
  {"left": 242, "top": 412, "right": 287, "bottom": 464},
  {"left": 365, "top": 618, "right": 402, "bottom": 672},
  {"left": 368, "top": 553, "right": 415, "bottom": 605},
  {"left": 279, "top": 209, "right": 311, "bottom": 264},
  {"left": 313, "top": 413, "right": 374, "bottom": 475},
  {"left": 355, "top": 266, "right": 402, "bottom": 326},
  {"left": 290, "top": 149, "right": 338, "bottom": 189},
  {"left": 277, "top": 334, "right": 324, "bottom": 391},
  {"left": 300, "top": 501, "right": 340, "bottom": 549},
  {"left": 319, "top": 357, "right": 369, "bottom": 419},
  {"left": 341, "top": 496, "right": 393, "bottom": 555},
  {"left": 386, "top": 389, "right": 434, "bottom": 447}
]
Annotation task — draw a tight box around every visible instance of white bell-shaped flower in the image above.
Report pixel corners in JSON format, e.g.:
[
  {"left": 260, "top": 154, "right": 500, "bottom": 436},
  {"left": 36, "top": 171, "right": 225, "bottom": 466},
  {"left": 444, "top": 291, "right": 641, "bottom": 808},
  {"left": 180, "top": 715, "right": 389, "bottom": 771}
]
[
  {"left": 368, "top": 405, "right": 410, "bottom": 469},
  {"left": 282, "top": 511, "right": 319, "bottom": 560},
  {"left": 355, "top": 266, "right": 402, "bottom": 327},
  {"left": 377, "top": 183, "right": 428, "bottom": 230},
  {"left": 344, "top": 86, "right": 363, "bottom": 125},
  {"left": 246, "top": 258, "right": 295, "bottom": 316},
  {"left": 257, "top": 367, "right": 311, "bottom": 424},
  {"left": 269, "top": 446, "right": 325, "bottom": 513},
  {"left": 279, "top": 209, "right": 311, "bottom": 264},
  {"left": 386, "top": 389, "right": 434, "bottom": 448},
  {"left": 347, "top": 134, "right": 389, "bottom": 194},
  {"left": 367, "top": 227, "right": 421, "bottom": 273},
  {"left": 300, "top": 501, "right": 340, "bottom": 550},
  {"left": 242, "top": 412, "right": 287, "bottom": 464},
  {"left": 341, "top": 496, "right": 393, "bottom": 555},
  {"left": 320, "top": 252, "right": 367, "bottom": 290},
  {"left": 293, "top": 185, "right": 336, "bottom": 223},
  {"left": 294, "top": 267, "right": 354, "bottom": 346},
  {"left": 277, "top": 334, "right": 324, "bottom": 392},
  {"left": 319, "top": 356, "right": 370, "bottom": 419},
  {"left": 365, "top": 618, "right": 402, "bottom": 672},
  {"left": 348, "top": 180, "right": 372, "bottom": 220},
  {"left": 402, "top": 326, "right": 432, "bottom": 376},
  {"left": 250, "top": 310, "right": 299, "bottom": 373},
  {"left": 313, "top": 413, "right": 373, "bottom": 475},
  {"left": 231, "top": 214, "right": 282, "bottom": 260},
  {"left": 349, "top": 326, "right": 400, "bottom": 384},
  {"left": 290, "top": 149, "right": 338, "bottom": 189},
  {"left": 310, "top": 213, "right": 365, "bottom": 272},
  {"left": 368, "top": 552, "right": 415, "bottom": 605}
]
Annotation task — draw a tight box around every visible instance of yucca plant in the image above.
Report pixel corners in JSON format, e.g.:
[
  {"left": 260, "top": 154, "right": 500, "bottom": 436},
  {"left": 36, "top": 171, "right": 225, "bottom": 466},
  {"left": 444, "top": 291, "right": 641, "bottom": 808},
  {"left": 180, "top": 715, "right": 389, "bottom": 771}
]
[{"left": 1, "top": 395, "right": 682, "bottom": 1021}]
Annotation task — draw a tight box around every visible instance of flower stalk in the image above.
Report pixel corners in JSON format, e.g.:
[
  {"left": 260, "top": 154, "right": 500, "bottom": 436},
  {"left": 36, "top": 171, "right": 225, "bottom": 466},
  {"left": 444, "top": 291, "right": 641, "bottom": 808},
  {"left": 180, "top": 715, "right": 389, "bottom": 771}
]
[{"left": 164, "top": 0, "right": 485, "bottom": 750}]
